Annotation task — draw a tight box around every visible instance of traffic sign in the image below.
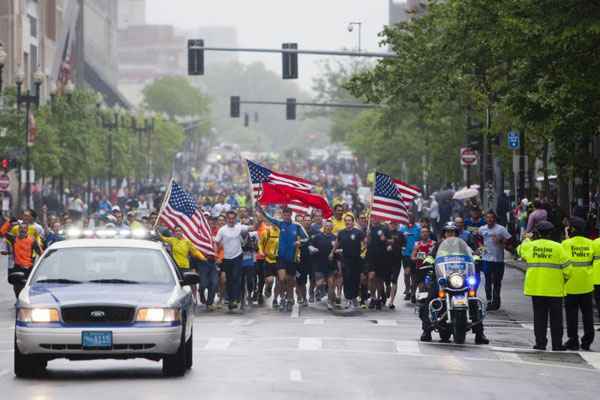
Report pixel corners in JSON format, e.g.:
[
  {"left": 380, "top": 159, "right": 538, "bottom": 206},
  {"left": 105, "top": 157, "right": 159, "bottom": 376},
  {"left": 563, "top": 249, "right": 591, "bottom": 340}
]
[
  {"left": 460, "top": 147, "right": 478, "bottom": 166},
  {"left": 508, "top": 130, "right": 520, "bottom": 150},
  {"left": 0, "top": 175, "right": 10, "bottom": 192}
]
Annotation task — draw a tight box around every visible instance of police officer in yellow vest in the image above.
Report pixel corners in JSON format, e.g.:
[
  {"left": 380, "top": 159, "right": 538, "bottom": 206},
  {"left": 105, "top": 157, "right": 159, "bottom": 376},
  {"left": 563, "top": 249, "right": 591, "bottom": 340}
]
[
  {"left": 592, "top": 235, "right": 600, "bottom": 328},
  {"left": 562, "top": 217, "right": 595, "bottom": 350},
  {"left": 518, "top": 221, "right": 568, "bottom": 351}
]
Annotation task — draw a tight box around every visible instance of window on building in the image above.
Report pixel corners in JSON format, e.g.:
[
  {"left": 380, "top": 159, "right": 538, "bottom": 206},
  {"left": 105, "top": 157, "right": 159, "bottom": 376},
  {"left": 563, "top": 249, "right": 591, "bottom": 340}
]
[
  {"left": 30, "top": 45, "right": 38, "bottom": 83},
  {"left": 28, "top": 15, "right": 37, "bottom": 38}
]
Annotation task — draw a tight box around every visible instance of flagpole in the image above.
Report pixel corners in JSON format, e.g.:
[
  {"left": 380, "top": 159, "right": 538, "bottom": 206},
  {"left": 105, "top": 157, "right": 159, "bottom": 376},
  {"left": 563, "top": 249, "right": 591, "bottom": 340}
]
[
  {"left": 245, "top": 159, "right": 257, "bottom": 212},
  {"left": 366, "top": 171, "right": 376, "bottom": 234},
  {"left": 154, "top": 178, "right": 174, "bottom": 230}
]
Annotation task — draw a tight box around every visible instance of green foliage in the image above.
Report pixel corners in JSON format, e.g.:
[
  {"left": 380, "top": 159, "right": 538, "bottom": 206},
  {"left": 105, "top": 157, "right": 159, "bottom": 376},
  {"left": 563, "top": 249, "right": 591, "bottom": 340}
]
[
  {"left": 337, "top": 0, "right": 600, "bottom": 190},
  {"left": 0, "top": 87, "right": 187, "bottom": 186},
  {"left": 142, "top": 76, "right": 209, "bottom": 118}
]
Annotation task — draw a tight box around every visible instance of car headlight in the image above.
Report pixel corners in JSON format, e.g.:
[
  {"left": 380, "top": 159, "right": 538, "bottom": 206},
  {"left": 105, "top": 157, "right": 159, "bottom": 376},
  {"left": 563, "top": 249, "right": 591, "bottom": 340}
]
[
  {"left": 17, "top": 308, "right": 60, "bottom": 323},
  {"left": 66, "top": 227, "right": 82, "bottom": 238},
  {"left": 448, "top": 274, "right": 465, "bottom": 289},
  {"left": 131, "top": 228, "right": 148, "bottom": 239},
  {"left": 135, "top": 308, "right": 180, "bottom": 322}
]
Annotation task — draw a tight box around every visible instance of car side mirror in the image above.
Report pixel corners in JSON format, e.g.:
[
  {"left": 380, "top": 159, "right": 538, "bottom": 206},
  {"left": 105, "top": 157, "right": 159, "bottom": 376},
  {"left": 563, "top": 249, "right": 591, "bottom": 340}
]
[{"left": 181, "top": 271, "right": 200, "bottom": 286}]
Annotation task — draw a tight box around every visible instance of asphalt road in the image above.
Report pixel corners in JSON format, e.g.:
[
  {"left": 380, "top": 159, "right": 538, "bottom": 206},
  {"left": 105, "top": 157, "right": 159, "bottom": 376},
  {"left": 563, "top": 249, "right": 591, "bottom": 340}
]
[{"left": 1, "top": 258, "right": 600, "bottom": 400}]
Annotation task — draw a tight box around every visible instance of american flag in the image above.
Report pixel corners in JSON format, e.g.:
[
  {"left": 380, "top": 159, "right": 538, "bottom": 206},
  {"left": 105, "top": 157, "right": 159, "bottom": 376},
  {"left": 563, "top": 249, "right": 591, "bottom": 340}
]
[
  {"left": 159, "top": 181, "right": 215, "bottom": 257},
  {"left": 247, "top": 160, "right": 314, "bottom": 215},
  {"left": 371, "top": 172, "right": 420, "bottom": 224}
]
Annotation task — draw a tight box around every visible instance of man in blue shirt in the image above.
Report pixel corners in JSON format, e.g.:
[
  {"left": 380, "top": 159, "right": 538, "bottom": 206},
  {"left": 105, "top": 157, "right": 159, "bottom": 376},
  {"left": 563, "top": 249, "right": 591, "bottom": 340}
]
[
  {"left": 400, "top": 213, "right": 421, "bottom": 302},
  {"left": 257, "top": 204, "right": 308, "bottom": 312}
]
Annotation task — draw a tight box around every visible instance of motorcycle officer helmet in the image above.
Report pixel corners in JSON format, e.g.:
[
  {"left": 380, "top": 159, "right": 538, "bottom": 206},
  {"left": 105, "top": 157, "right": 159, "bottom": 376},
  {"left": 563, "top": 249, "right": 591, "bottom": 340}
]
[{"left": 442, "top": 222, "right": 458, "bottom": 238}]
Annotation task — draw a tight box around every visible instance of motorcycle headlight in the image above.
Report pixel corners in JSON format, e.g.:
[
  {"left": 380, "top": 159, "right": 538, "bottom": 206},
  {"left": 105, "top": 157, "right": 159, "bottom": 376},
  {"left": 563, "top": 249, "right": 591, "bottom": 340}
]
[
  {"left": 448, "top": 274, "right": 465, "bottom": 289},
  {"left": 17, "top": 308, "right": 60, "bottom": 323},
  {"left": 135, "top": 308, "right": 180, "bottom": 322}
]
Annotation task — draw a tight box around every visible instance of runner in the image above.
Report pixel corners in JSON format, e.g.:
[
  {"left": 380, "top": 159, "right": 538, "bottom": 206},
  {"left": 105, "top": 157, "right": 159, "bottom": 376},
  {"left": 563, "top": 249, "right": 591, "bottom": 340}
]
[{"left": 257, "top": 204, "right": 308, "bottom": 312}]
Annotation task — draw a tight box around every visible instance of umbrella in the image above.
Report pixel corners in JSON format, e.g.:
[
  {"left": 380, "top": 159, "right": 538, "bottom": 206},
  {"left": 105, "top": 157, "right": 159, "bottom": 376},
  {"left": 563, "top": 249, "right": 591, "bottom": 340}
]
[{"left": 453, "top": 187, "right": 479, "bottom": 200}]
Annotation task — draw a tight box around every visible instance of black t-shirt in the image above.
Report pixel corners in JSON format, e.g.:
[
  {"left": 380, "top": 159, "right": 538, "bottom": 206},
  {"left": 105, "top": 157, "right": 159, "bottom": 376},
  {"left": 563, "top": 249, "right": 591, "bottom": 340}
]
[
  {"left": 337, "top": 227, "right": 365, "bottom": 259},
  {"left": 311, "top": 232, "right": 336, "bottom": 266},
  {"left": 368, "top": 224, "right": 390, "bottom": 260}
]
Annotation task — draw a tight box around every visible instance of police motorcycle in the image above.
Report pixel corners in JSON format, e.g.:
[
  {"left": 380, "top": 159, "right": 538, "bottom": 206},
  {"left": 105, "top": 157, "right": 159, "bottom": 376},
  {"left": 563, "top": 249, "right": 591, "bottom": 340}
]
[{"left": 429, "top": 237, "right": 485, "bottom": 344}]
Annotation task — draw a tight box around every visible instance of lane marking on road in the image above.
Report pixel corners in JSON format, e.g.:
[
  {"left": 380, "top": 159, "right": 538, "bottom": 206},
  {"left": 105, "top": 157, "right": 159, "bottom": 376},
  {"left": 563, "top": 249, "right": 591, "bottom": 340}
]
[
  {"left": 304, "top": 318, "right": 324, "bottom": 325},
  {"left": 520, "top": 323, "right": 534, "bottom": 330},
  {"left": 579, "top": 352, "right": 600, "bottom": 370},
  {"left": 229, "top": 319, "right": 254, "bottom": 326},
  {"left": 289, "top": 369, "right": 303, "bottom": 382},
  {"left": 298, "top": 337, "right": 322, "bottom": 351},
  {"left": 204, "top": 337, "right": 233, "bottom": 350},
  {"left": 395, "top": 340, "right": 420, "bottom": 354},
  {"left": 291, "top": 303, "right": 300, "bottom": 319},
  {"left": 375, "top": 319, "right": 397, "bottom": 326}
]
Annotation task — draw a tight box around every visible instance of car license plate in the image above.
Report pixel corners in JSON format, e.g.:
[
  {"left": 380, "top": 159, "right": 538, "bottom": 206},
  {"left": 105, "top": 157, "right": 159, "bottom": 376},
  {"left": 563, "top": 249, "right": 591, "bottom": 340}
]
[
  {"left": 452, "top": 295, "right": 467, "bottom": 307},
  {"left": 82, "top": 331, "right": 113, "bottom": 349}
]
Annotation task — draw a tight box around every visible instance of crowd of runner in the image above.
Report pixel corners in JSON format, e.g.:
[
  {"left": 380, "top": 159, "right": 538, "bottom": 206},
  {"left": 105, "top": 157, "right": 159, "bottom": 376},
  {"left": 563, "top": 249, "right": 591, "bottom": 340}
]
[{"left": 3, "top": 152, "right": 600, "bottom": 320}]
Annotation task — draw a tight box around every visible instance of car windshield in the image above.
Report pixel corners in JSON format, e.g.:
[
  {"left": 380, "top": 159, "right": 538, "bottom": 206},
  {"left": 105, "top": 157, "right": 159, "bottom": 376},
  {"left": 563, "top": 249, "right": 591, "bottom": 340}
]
[{"left": 31, "top": 247, "right": 175, "bottom": 285}]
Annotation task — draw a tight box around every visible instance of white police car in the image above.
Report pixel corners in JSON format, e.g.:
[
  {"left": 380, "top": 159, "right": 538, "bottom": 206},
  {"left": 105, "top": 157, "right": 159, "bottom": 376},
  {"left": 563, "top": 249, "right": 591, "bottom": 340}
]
[{"left": 14, "top": 238, "right": 198, "bottom": 377}]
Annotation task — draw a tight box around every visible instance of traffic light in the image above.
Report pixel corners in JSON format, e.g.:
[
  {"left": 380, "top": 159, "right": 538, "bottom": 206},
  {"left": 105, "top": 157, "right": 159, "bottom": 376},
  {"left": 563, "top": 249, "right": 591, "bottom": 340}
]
[
  {"left": 282, "top": 43, "right": 298, "bottom": 79},
  {"left": 230, "top": 96, "right": 240, "bottom": 118},
  {"left": 286, "top": 98, "right": 297, "bottom": 120},
  {"left": 244, "top": 113, "right": 249, "bottom": 127},
  {"left": 188, "top": 39, "right": 205, "bottom": 75},
  {"left": 1, "top": 159, "right": 8, "bottom": 172}
]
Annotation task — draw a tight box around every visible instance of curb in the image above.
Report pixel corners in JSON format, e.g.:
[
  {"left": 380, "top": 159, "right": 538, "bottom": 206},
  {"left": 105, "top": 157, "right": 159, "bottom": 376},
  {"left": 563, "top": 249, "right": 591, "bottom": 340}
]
[{"left": 506, "top": 260, "right": 527, "bottom": 273}]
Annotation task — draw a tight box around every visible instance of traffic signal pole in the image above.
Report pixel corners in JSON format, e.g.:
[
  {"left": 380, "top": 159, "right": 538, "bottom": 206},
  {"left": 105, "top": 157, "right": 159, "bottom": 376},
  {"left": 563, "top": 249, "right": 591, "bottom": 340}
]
[{"left": 189, "top": 45, "right": 397, "bottom": 59}]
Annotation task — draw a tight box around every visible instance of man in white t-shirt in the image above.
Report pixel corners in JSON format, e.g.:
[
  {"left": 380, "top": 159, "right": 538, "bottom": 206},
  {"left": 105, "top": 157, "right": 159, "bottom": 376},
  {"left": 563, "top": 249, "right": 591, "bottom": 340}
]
[
  {"left": 478, "top": 210, "right": 512, "bottom": 311},
  {"left": 215, "top": 210, "right": 253, "bottom": 310}
]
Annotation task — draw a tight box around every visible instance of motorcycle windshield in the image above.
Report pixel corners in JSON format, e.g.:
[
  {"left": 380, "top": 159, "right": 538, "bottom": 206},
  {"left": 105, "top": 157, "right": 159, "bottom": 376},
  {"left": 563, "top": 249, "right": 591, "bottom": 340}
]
[{"left": 435, "top": 237, "right": 475, "bottom": 278}]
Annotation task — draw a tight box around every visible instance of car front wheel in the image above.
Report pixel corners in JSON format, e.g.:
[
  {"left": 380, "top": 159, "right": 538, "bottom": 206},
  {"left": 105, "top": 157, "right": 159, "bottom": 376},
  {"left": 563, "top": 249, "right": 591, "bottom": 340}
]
[
  {"left": 14, "top": 336, "right": 47, "bottom": 378},
  {"left": 162, "top": 324, "right": 189, "bottom": 377}
]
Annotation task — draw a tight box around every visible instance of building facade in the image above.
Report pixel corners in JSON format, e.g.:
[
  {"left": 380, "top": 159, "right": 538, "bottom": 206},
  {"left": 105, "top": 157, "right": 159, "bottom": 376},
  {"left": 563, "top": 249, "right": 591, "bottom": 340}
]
[{"left": 0, "top": 0, "right": 64, "bottom": 98}]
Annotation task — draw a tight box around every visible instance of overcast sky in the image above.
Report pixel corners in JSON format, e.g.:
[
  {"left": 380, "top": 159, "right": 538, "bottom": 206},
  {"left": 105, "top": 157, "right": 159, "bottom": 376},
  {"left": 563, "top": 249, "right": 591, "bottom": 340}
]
[{"left": 146, "top": 0, "right": 390, "bottom": 92}]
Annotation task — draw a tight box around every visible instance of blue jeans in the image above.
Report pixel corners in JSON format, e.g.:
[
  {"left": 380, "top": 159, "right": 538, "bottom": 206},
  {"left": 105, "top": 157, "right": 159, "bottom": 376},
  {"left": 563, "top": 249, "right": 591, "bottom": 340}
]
[
  {"left": 198, "top": 261, "right": 218, "bottom": 306},
  {"left": 223, "top": 255, "right": 243, "bottom": 303}
]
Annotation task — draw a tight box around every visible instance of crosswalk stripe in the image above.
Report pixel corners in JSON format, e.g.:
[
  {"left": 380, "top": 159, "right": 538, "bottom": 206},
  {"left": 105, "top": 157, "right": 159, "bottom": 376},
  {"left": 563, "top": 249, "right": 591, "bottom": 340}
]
[
  {"left": 395, "top": 340, "right": 420, "bottom": 354},
  {"left": 298, "top": 337, "right": 322, "bottom": 351},
  {"left": 520, "top": 323, "right": 534, "bottom": 330},
  {"left": 204, "top": 338, "right": 233, "bottom": 350},
  {"left": 304, "top": 319, "right": 324, "bottom": 325},
  {"left": 376, "top": 319, "right": 398, "bottom": 326},
  {"left": 289, "top": 369, "right": 303, "bottom": 382}
]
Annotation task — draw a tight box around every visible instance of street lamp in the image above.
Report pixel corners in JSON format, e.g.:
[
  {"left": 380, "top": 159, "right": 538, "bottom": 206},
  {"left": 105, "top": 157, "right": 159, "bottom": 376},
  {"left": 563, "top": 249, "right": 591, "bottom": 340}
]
[
  {"left": 15, "top": 66, "right": 44, "bottom": 209},
  {"left": 130, "top": 110, "right": 155, "bottom": 186},
  {"left": 347, "top": 22, "right": 363, "bottom": 53},
  {"left": 98, "top": 103, "right": 121, "bottom": 194},
  {"left": 0, "top": 43, "right": 7, "bottom": 93}
]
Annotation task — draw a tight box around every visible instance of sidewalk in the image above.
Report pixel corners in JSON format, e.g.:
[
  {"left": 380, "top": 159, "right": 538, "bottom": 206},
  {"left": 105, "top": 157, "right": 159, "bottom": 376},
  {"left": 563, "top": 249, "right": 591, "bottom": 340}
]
[{"left": 504, "top": 251, "right": 527, "bottom": 273}]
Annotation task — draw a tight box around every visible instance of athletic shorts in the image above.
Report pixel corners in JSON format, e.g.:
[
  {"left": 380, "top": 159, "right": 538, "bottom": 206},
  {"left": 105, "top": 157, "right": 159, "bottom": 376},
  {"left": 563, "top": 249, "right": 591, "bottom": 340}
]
[
  {"left": 264, "top": 262, "right": 277, "bottom": 277},
  {"left": 296, "top": 261, "right": 312, "bottom": 285},
  {"left": 402, "top": 256, "right": 415, "bottom": 271},
  {"left": 277, "top": 259, "right": 297, "bottom": 276},
  {"left": 390, "top": 263, "right": 402, "bottom": 283}
]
